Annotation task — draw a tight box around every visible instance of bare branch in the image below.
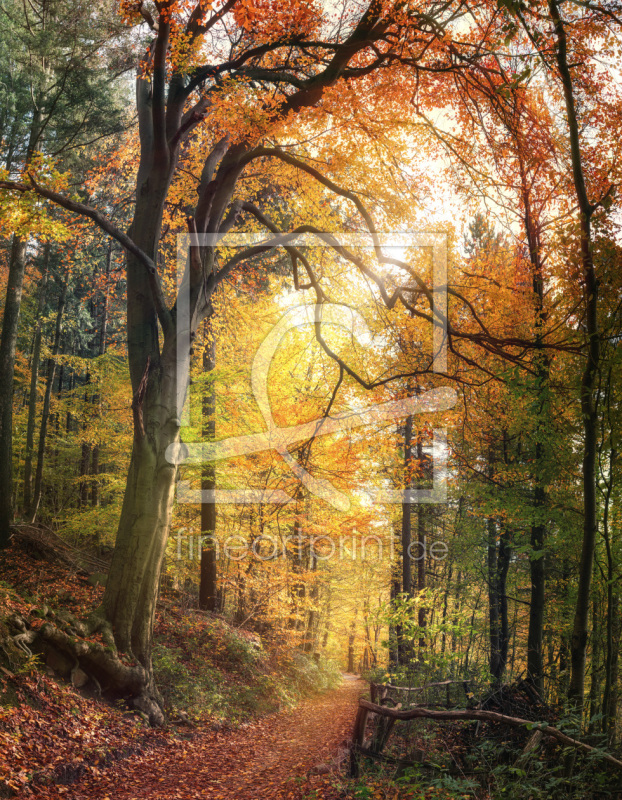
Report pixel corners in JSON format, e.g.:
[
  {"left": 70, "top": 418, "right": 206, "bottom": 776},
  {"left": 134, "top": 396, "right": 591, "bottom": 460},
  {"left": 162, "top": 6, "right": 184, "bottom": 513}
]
[{"left": 0, "top": 178, "right": 172, "bottom": 334}]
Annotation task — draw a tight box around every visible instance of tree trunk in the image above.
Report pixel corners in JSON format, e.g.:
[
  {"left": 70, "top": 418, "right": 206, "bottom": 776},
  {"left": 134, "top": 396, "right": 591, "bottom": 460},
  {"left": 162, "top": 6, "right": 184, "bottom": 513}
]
[
  {"left": 347, "top": 617, "right": 356, "bottom": 674},
  {"left": 0, "top": 91, "right": 44, "bottom": 544},
  {"left": 101, "top": 335, "right": 184, "bottom": 673},
  {"left": 91, "top": 242, "right": 111, "bottom": 508},
  {"left": 527, "top": 463, "right": 546, "bottom": 693},
  {"left": 498, "top": 525, "right": 511, "bottom": 675},
  {"left": 0, "top": 236, "right": 27, "bottom": 546},
  {"left": 548, "top": 0, "right": 600, "bottom": 714},
  {"left": 98, "top": 112, "right": 182, "bottom": 699},
  {"left": 199, "top": 328, "right": 218, "bottom": 611},
  {"left": 603, "top": 591, "right": 619, "bottom": 745},
  {"left": 416, "top": 436, "right": 427, "bottom": 655},
  {"left": 389, "top": 517, "right": 401, "bottom": 668},
  {"left": 440, "top": 559, "right": 452, "bottom": 657},
  {"left": 487, "top": 515, "right": 502, "bottom": 683},
  {"left": 79, "top": 442, "right": 91, "bottom": 507},
  {"left": 30, "top": 277, "right": 68, "bottom": 521},
  {"left": 602, "top": 438, "right": 618, "bottom": 743},
  {"left": 588, "top": 595, "right": 601, "bottom": 733},
  {"left": 23, "top": 254, "right": 49, "bottom": 514},
  {"left": 525, "top": 208, "right": 548, "bottom": 695},
  {"left": 401, "top": 415, "right": 413, "bottom": 597},
  {"left": 304, "top": 552, "right": 319, "bottom": 654},
  {"left": 451, "top": 568, "right": 462, "bottom": 667}
]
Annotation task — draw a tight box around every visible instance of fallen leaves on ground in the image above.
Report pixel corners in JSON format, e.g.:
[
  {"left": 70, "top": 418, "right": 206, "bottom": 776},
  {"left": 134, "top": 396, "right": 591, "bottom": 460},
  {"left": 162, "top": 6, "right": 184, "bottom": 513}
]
[{"left": 8, "top": 678, "right": 363, "bottom": 799}]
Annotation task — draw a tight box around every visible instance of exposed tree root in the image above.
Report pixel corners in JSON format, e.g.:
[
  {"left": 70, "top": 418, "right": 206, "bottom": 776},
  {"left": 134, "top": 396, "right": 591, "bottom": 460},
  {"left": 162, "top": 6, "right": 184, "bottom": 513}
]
[{"left": 7, "top": 613, "right": 165, "bottom": 727}]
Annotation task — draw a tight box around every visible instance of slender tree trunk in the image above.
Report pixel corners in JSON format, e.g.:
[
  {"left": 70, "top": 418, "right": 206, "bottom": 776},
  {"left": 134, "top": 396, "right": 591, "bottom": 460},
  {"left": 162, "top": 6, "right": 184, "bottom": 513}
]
[
  {"left": 416, "top": 436, "right": 426, "bottom": 656},
  {"left": 603, "top": 592, "right": 619, "bottom": 745},
  {"left": 91, "top": 242, "right": 111, "bottom": 508},
  {"left": 526, "top": 264, "right": 548, "bottom": 694},
  {"left": 527, "top": 464, "right": 546, "bottom": 693},
  {"left": 23, "top": 255, "right": 49, "bottom": 514},
  {"left": 602, "top": 438, "right": 618, "bottom": 743},
  {"left": 451, "top": 569, "right": 463, "bottom": 669},
  {"left": 79, "top": 442, "right": 91, "bottom": 507},
  {"left": 30, "top": 277, "right": 67, "bottom": 521},
  {"left": 548, "top": 0, "right": 600, "bottom": 713},
  {"left": 347, "top": 616, "right": 356, "bottom": 674},
  {"left": 199, "top": 328, "right": 218, "bottom": 611},
  {"left": 488, "top": 515, "right": 502, "bottom": 682},
  {"left": 440, "top": 559, "right": 452, "bottom": 657},
  {"left": 0, "top": 236, "right": 27, "bottom": 545},
  {"left": 396, "top": 416, "right": 414, "bottom": 665},
  {"left": 401, "top": 415, "right": 413, "bottom": 597},
  {"left": 516, "top": 155, "right": 549, "bottom": 695},
  {"left": 588, "top": 595, "right": 601, "bottom": 733},
  {"left": 304, "top": 552, "right": 319, "bottom": 654},
  {"left": 498, "top": 525, "right": 511, "bottom": 675},
  {"left": 65, "top": 344, "right": 75, "bottom": 434},
  {"left": 389, "top": 517, "right": 401, "bottom": 668}
]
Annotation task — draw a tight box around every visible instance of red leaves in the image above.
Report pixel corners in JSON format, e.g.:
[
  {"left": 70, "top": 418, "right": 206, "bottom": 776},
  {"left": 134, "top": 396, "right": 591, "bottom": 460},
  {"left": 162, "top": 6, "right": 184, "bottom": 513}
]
[
  {"left": 1, "top": 679, "right": 362, "bottom": 799},
  {"left": 0, "top": 538, "right": 364, "bottom": 798},
  {"left": 0, "top": 672, "right": 171, "bottom": 797}
]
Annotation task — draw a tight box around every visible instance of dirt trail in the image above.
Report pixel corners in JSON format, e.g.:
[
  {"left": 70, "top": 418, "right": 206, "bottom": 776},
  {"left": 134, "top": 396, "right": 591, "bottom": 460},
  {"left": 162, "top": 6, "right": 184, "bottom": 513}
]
[{"left": 43, "top": 676, "right": 364, "bottom": 800}]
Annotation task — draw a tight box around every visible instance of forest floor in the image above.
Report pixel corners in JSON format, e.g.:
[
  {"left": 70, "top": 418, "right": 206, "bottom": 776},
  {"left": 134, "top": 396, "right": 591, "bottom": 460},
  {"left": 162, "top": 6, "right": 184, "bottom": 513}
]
[
  {"left": 30, "top": 676, "right": 364, "bottom": 800},
  {"left": 0, "top": 530, "right": 367, "bottom": 799}
]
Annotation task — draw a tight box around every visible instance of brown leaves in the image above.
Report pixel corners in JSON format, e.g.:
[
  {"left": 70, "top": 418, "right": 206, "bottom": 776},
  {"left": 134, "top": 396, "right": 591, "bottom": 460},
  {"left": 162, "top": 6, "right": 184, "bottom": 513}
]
[{"left": 15, "top": 679, "right": 363, "bottom": 799}]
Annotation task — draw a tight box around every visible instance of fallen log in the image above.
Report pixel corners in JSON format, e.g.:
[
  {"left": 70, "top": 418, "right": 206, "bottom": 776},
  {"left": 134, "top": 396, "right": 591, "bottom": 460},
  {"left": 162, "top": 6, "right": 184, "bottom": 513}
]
[{"left": 358, "top": 699, "right": 622, "bottom": 771}]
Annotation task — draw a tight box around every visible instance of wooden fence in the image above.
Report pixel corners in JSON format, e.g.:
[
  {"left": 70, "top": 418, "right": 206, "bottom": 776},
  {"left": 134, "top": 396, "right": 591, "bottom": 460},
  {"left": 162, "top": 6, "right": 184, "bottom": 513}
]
[{"left": 350, "top": 679, "right": 622, "bottom": 778}]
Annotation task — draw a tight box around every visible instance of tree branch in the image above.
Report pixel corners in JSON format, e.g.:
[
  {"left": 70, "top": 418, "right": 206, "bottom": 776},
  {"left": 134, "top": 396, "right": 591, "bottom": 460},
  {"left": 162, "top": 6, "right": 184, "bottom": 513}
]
[
  {"left": 358, "top": 698, "right": 622, "bottom": 771},
  {"left": 0, "top": 178, "right": 172, "bottom": 334}
]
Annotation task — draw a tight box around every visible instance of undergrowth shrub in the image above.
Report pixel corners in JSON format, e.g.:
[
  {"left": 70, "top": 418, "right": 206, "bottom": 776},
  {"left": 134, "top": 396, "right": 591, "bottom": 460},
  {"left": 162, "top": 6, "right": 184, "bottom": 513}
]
[{"left": 153, "top": 613, "right": 342, "bottom": 723}]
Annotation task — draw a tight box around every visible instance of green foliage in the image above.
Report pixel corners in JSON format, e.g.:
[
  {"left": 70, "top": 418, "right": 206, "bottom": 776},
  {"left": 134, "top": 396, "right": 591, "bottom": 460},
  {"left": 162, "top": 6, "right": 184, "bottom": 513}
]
[
  {"left": 374, "top": 592, "right": 478, "bottom": 681},
  {"left": 152, "top": 613, "right": 342, "bottom": 724},
  {"left": 286, "top": 652, "right": 343, "bottom": 696}
]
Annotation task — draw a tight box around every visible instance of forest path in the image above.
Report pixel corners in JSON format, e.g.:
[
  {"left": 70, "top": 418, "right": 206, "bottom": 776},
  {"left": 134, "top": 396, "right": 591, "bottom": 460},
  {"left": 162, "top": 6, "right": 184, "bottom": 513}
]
[{"left": 47, "top": 675, "right": 364, "bottom": 800}]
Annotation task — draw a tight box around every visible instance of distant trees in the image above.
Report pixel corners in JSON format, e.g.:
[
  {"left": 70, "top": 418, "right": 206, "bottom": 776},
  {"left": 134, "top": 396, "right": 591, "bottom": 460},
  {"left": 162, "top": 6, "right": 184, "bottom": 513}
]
[{"left": 0, "top": 0, "right": 126, "bottom": 545}]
